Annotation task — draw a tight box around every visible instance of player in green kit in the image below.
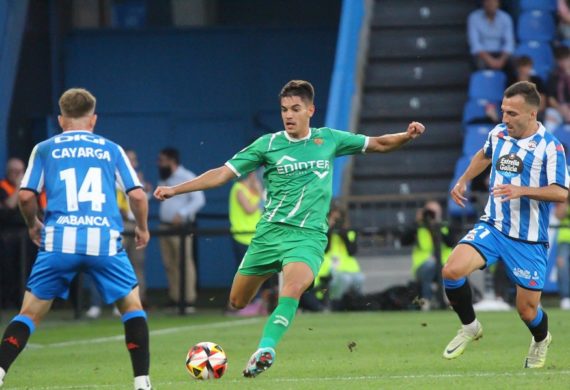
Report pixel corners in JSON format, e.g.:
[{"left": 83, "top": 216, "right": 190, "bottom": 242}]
[{"left": 154, "top": 80, "right": 425, "bottom": 377}]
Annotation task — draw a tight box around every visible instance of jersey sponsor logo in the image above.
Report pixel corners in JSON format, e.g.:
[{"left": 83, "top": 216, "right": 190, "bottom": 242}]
[
  {"left": 513, "top": 267, "right": 531, "bottom": 280},
  {"left": 54, "top": 133, "right": 105, "bottom": 145},
  {"left": 56, "top": 215, "right": 111, "bottom": 227},
  {"left": 51, "top": 147, "right": 111, "bottom": 161},
  {"left": 496, "top": 153, "right": 523, "bottom": 178},
  {"left": 275, "top": 155, "right": 330, "bottom": 178}
]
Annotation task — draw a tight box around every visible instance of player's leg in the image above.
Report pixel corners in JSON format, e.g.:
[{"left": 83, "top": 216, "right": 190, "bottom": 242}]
[
  {"left": 93, "top": 251, "right": 151, "bottom": 390},
  {"left": 0, "top": 292, "right": 53, "bottom": 386},
  {"left": 229, "top": 273, "right": 272, "bottom": 309},
  {"left": 115, "top": 287, "right": 151, "bottom": 389},
  {"left": 515, "top": 286, "right": 551, "bottom": 368},
  {"left": 441, "top": 230, "right": 492, "bottom": 359},
  {"left": 244, "top": 261, "right": 314, "bottom": 378}
]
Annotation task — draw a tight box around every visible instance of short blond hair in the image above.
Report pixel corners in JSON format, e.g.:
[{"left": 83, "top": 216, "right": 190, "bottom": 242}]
[{"left": 59, "top": 88, "right": 96, "bottom": 118}]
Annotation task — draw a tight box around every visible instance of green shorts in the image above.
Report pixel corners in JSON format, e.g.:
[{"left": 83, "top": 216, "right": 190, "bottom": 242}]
[{"left": 238, "top": 222, "right": 328, "bottom": 278}]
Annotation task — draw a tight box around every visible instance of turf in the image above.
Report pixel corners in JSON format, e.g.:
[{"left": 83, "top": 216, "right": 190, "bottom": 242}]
[{"left": 1, "top": 309, "right": 570, "bottom": 389}]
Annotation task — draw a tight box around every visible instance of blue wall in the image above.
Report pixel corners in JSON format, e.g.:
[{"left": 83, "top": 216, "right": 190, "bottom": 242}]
[{"left": 63, "top": 27, "right": 337, "bottom": 288}]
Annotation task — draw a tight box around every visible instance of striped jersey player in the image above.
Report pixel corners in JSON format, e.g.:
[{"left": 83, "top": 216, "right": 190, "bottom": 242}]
[
  {"left": 0, "top": 88, "right": 153, "bottom": 390},
  {"left": 443, "top": 81, "right": 569, "bottom": 370}
]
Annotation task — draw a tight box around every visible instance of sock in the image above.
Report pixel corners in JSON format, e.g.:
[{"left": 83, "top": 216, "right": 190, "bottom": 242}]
[
  {"left": 134, "top": 375, "right": 151, "bottom": 390},
  {"left": 122, "top": 311, "right": 150, "bottom": 377},
  {"left": 0, "top": 367, "right": 5, "bottom": 384},
  {"left": 462, "top": 319, "right": 480, "bottom": 335},
  {"left": 444, "top": 278, "right": 476, "bottom": 325},
  {"left": 0, "top": 315, "right": 35, "bottom": 373},
  {"left": 258, "top": 297, "right": 299, "bottom": 350},
  {"left": 526, "top": 308, "right": 548, "bottom": 342}
]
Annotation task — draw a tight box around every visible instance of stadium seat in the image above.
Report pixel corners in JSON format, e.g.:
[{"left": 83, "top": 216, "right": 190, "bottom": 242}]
[
  {"left": 462, "top": 99, "right": 498, "bottom": 125},
  {"left": 447, "top": 157, "right": 477, "bottom": 219},
  {"left": 468, "top": 70, "right": 506, "bottom": 101},
  {"left": 517, "top": 10, "right": 556, "bottom": 42},
  {"left": 520, "top": 0, "right": 557, "bottom": 12},
  {"left": 515, "top": 41, "right": 554, "bottom": 81},
  {"left": 463, "top": 124, "right": 493, "bottom": 157}
]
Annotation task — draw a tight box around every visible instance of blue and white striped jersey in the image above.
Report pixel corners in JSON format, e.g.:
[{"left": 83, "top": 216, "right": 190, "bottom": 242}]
[
  {"left": 21, "top": 130, "right": 142, "bottom": 255},
  {"left": 480, "top": 123, "right": 570, "bottom": 243}
]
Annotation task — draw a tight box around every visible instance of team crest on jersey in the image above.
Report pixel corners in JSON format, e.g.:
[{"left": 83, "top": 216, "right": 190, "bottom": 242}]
[
  {"left": 527, "top": 140, "right": 537, "bottom": 150},
  {"left": 314, "top": 138, "right": 323, "bottom": 145},
  {"left": 496, "top": 153, "right": 523, "bottom": 178}
]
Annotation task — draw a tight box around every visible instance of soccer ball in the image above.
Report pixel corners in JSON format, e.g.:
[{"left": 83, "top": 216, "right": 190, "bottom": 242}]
[{"left": 185, "top": 341, "right": 228, "bottom": 380}]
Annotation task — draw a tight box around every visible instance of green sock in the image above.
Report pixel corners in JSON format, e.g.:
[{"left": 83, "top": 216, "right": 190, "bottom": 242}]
[{"left": 258, "top": 297, "right": 299, "bottom": 350}]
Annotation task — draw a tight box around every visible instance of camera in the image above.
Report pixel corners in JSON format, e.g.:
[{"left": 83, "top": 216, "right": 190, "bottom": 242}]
[{"left": 422, "top": 208, "right": 436, "bottom": 223}]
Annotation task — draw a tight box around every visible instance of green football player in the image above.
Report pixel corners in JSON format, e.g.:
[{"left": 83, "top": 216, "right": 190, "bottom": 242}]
[{"left": 154, "top": 80, "right": 425, "bottom": 377}]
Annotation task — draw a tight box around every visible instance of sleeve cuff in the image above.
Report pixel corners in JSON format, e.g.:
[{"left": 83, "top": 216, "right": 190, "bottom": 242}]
[
  {"left": 362, "top": 137, "right": 369, "bottom": 154},
  {"left": 225, "top": 161, "right": 241, "bottom": 177}
]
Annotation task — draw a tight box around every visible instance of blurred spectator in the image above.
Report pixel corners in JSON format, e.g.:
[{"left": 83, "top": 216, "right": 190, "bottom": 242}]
[
  {"left": 0, "top": 158, "right": 27, "bottom": 308},
  {"left": 314, "top": 202, "right": 363, "bottom": 311},
  {"left": 401, "top": 200, "right": 453, "bottom": 311},
  {"left": 545, "top": 47, "right": 570, "bottom": 132},
  {"left": 227, "top": 170, "right": 276, "bottom": 316},
  {"left": 157, "top": 147, "right": 205, "bottom": 312},
  {"left": 558, "top": 0, "right": 570, "bottom": 41},
  {"left": 509, "top": 56, "right": 547, "bottom": 120},
  {"left": 555, "top": 198, "right": 570, "bottom": 309},
  {"left": 229, "top": 171, "right": 263, "bottom": 265},
  {"left": 468, "top": 0, "right": 515, "bottom": 75},
  {"left": 85, "top": 149, "right": 151, "bottom": 319}
]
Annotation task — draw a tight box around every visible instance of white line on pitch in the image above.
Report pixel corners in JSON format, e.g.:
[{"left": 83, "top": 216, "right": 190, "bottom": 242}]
[
  {"left": 9, "top": 369, "right": 570, "bottom": 389},
  {"left": 27, "top": 317, "right": 261, "bottom": 349}
]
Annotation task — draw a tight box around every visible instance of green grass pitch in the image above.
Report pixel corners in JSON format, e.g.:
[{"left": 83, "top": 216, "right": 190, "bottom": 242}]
[{"left": 1, "top": 309, "right": 570, "bottom": 389}]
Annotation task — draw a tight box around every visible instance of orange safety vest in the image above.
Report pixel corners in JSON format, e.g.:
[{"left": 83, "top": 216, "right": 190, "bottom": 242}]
[{"left": 0, "top": 179, "right": 47, "bottom": 209}]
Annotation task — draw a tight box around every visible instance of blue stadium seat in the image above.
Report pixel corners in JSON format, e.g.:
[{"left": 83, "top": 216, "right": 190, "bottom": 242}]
[
  {"left": 463, "top": 99, "right": 499, "bottom": 124},
  {"left": 515, "top": 41, "right": 554, "bottom": 81},
  {"left": 520, "top": 0, "right": 557, "bottom": 12},
  {"left": 468, "top": 70, "right": 507, "bottom": 101},
  {"left": 463, "top": 124, "right": 494, "bottom": 157},
  {"left": 447, "top": 157, "right": 477, "bottom": 219},
  {"left": 518, "top": 10, "right": 556, "bottom": 42}
]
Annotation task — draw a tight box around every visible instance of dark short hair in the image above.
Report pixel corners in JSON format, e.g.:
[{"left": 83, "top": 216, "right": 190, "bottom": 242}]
[
  {"left": 515, "top": 55, "right": 533, "bottom": 68},
  {"left": 504, "top": 81, "right": 540, "bottom": 107},
  {"left": 160, "top": 147, "right": 180, "bottom": 165},
  {"left": 555, "top": 46, "right": 570, "bottom": 60},
  {"left": 279, "top": 80, "right": 315, "bottom": 104},
  {"left": 59, "top": 88, "right": 96, "bottom": 118}
]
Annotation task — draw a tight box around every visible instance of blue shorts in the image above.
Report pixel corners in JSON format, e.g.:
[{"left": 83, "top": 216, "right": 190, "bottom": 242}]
[
  {"left": 27, "top": 250, "right": 138, "bottom": 304},
  {"left": 459, "top": 222, "right": 548, "bottom": 291}
]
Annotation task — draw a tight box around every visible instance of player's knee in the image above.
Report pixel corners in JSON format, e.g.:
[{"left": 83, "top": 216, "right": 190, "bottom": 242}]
[
  {"left": 229, "top": 295, "right": 248, "bottom": 310},
  {"left": 442, "top": 263, "right": 462, "bottom": 281},
  {"left": 516, "top": 302, "right": 538, "bottom": 323}
]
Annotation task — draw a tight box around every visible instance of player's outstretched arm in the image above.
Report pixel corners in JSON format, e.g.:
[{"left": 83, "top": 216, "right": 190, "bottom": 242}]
[
  {"left": 128, "top": 187, "right": 150, "bottom": 249},
  {"left": 154, "top": 165, "right": 236, "bottom": 201},
  {"left": 450, "top": 149, "right": 491, "bottom": 207},
  {"left": 365, "top": 121, "right": 425, "bottom": 153},
  {"left": 492, "top": 183, "right": 568, "bottom": 203},
  {"left": 18, "top": 189, "right": 43, "bottom": 246}
]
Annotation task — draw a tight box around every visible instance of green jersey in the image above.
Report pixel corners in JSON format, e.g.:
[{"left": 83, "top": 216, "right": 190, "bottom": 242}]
[{"left": 225, "top": 127, "right": 367, "bottom": 233}]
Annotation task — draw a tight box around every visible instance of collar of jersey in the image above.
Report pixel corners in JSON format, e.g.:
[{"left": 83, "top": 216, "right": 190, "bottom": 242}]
[
  {"left": 283, "top": 128, "right": 311, "bottom": 142},
  {"left": 61, "top": 129, "right": 93, "bottom": 134}
]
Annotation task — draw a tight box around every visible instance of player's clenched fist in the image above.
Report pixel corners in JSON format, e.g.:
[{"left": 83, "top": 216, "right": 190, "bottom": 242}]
[
  {"left": 407, "top": 121, "right": 425, "bottom": 139},
  {"left": 154, "top": 186, "right": 175, "bottom": 201}
]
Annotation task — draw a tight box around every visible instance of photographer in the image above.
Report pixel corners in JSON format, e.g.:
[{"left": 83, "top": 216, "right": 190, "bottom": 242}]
[
  {"left": 401, "top": 200, "right": 454, "bottom": 310},
  {"left": 312, "top": 202, "right": 363, "bottom": 311}
]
